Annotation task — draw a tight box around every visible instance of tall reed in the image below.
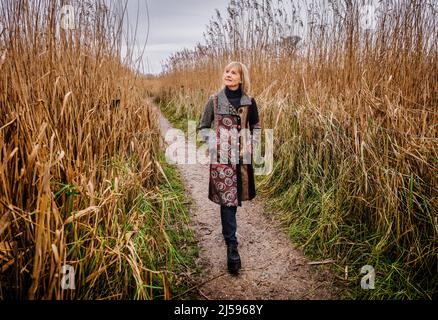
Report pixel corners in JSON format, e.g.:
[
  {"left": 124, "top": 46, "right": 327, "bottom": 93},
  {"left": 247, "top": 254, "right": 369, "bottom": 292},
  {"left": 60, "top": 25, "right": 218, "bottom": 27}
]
[
  {"left": 0, "top": 0, "right": 190, "bottom": 299},
  {"left": 152, "top": 0, "right": 437, "bottom": 298}
]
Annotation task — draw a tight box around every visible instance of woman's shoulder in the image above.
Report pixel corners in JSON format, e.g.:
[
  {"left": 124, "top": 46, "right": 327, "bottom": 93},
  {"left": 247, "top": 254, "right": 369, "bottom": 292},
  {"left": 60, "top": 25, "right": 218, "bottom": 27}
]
[
  {"left": 243, "top": 92, "right": 255, "bottom": 102},
  {"left": 205, "top": 94, "right": 215, "bottom": 103},
  {"left": 208, "top": 91, "right": 220, "bottom": 100}
]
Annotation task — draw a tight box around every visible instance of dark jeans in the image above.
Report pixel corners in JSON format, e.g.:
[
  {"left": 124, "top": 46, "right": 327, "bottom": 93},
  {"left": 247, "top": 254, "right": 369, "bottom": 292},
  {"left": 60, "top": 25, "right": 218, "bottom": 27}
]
[{"left": 220, "top": 205, "right": 238, "bottom": 246}]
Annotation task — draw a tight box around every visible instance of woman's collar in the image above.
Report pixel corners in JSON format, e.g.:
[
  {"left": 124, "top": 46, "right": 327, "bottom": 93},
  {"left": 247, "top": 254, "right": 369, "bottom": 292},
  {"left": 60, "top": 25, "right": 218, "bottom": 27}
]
[{"left": 219, "top": 87, "right": 252, "bottom": 106}]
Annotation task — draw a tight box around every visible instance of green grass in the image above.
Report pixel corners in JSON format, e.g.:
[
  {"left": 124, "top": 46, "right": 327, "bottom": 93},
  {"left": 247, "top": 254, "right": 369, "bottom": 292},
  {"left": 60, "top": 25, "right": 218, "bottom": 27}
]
[
  {"left": 156, "top": 97, "right": 437, "bottom": 300},
  {"left": 52, "top": 151, "right": 201, "bottom": 299},
  {"left": 154, "top": 151, "right": 201, "bottom": 299},
  {"left": 258, "top": 161, "right": 437, "bottom": 300},
  {"left": 157, "top": 99, "right": 191, "bottom": 132}
]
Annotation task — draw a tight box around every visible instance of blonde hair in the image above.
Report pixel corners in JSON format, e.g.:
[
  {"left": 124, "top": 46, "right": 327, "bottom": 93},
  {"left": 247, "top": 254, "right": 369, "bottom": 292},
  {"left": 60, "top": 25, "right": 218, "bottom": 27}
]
[{"left": 223, "top": 61, "right": 251, "bottom": 94}]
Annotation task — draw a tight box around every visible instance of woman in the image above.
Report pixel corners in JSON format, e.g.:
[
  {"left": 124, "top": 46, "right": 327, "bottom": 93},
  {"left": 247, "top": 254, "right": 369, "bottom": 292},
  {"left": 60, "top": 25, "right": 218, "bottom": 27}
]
[{"left": 197, "top": 61, "right": 261, "bottom": 275}]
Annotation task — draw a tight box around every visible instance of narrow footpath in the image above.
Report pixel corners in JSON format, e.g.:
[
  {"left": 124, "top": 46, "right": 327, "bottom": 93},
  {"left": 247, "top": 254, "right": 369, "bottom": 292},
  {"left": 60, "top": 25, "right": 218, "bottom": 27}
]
[{"left": 156, "top": 104, "right": 338, "bottom": 300}]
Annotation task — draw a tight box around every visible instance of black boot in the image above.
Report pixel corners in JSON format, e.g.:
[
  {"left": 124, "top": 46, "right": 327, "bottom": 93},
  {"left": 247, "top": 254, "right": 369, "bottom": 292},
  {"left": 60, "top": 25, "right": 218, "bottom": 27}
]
[{"left": 227, "top": 243, "right": 241, "bottom": 275}]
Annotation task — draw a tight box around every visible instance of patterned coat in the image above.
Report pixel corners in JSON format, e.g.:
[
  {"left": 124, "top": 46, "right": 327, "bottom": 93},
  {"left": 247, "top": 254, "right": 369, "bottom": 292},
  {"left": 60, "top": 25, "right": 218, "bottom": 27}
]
[{"left": 198, "top": 87, "right": 261, "bottom": 207}]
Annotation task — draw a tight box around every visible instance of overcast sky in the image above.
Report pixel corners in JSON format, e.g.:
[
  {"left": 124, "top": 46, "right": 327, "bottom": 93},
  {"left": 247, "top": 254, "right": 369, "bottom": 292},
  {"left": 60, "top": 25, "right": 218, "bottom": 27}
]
[{"left": 125, "top": 0, "right": 229, "bottom": 75}]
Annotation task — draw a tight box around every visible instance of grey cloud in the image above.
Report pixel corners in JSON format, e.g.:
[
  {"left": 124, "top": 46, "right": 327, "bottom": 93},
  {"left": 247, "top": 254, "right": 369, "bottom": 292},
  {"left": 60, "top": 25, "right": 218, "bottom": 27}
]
[{"left": 124, "top": 0, "right": 229, "bottom": 74}]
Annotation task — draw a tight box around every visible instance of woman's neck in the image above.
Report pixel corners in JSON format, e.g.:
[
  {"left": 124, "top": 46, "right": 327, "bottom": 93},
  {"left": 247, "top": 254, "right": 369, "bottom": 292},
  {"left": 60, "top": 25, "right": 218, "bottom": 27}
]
[{"left": 225, "top": 85, "right": 242, "bottom": 96}]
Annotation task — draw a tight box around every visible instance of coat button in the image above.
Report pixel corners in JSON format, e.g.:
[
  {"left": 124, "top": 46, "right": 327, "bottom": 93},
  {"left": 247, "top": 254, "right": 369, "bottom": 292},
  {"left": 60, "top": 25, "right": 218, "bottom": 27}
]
[{"left": 237, "top": 125, "right": 241, "bottom": 129}]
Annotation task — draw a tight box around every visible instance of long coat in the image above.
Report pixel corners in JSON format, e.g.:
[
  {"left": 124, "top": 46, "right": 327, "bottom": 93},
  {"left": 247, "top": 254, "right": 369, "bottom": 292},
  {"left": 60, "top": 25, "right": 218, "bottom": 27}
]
[{"left": 198, "top": 87, "right": 261, "bottom": 207}]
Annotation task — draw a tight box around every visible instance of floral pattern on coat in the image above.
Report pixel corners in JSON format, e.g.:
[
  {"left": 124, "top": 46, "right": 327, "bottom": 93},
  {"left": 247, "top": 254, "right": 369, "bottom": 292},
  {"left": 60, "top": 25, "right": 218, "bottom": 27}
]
[{"left": 199, "top": 88, "right": 261, "bottom": 207}]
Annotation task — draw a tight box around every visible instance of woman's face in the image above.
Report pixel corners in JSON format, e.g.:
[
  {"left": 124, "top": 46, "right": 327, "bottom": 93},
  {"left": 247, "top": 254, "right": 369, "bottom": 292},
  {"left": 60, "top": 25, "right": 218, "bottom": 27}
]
[{"left": 223, "top": 66, "right": 241, "bottom": 90}]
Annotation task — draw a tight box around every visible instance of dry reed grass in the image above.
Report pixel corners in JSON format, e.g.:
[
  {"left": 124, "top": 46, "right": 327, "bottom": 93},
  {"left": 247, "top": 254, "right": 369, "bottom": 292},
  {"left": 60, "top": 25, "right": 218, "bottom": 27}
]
[
  {"left": 150, "top": 0, "right": 437, "bottom": 298},
  {"left": 0, "top": 0, "right": 191, "bottom": 299}
]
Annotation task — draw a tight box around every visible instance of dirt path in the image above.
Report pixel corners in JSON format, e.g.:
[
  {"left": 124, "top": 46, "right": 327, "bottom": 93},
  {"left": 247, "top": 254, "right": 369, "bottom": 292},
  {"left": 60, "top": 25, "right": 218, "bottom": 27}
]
[{"left": 156, "top": 106, "right": 338, "bottom": 300}]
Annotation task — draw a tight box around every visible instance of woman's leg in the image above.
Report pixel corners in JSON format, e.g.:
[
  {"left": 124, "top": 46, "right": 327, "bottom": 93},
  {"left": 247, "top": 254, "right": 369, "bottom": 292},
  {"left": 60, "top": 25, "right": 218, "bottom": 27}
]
[
  {"left": 220, "top": 205, "right": 238, "bottom": 246},
  {"left": 220, "top": 205, "right": 241, "bottom": 274}
]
